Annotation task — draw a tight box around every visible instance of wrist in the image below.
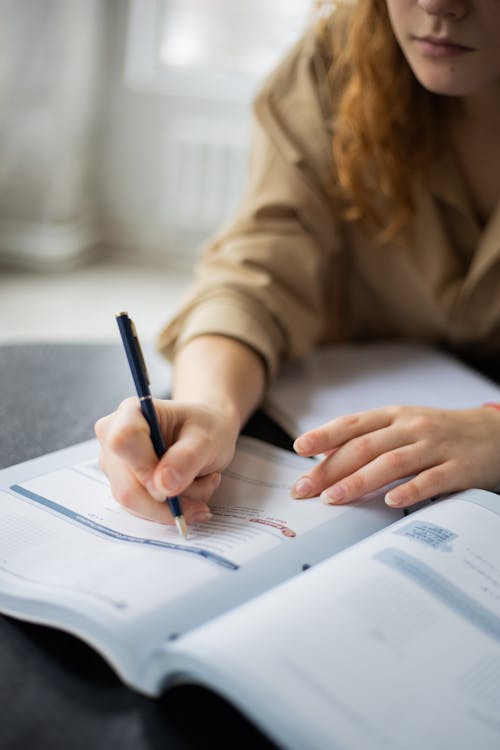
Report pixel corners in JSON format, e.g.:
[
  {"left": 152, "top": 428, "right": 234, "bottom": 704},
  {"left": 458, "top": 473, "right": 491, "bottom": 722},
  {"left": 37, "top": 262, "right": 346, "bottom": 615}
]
[
  {"left": 202, "top": 396, "right": 243, "bottom": 438},
  {"left": 172, "top": 335, "right": 265, "bottom": 433}
]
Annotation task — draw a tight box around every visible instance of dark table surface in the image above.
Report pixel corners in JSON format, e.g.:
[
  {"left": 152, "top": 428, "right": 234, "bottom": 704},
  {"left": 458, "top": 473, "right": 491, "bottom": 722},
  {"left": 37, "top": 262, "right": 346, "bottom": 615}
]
[{"left": 0, "top": 343, "right": 286, "bottom": 750}]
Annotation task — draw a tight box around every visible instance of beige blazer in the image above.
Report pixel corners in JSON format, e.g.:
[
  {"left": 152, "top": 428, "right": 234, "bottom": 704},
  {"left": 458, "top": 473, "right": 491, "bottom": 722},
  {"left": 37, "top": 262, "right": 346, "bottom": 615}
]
[{"left": 159, "top": 27, "right": 500, "bottom": 382}]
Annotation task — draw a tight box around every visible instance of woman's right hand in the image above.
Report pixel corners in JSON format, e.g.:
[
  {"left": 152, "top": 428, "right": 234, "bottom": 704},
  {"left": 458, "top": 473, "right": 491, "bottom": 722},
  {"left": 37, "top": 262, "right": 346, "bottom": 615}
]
[{"left": 94, "top": 397, "right": 240, "bottom": 526}]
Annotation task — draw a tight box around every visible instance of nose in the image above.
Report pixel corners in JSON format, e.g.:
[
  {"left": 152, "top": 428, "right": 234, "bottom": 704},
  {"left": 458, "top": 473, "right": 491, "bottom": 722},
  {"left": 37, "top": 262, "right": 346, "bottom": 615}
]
[{"left": 417, "top": 0, "right": 469, "bottom": 19}]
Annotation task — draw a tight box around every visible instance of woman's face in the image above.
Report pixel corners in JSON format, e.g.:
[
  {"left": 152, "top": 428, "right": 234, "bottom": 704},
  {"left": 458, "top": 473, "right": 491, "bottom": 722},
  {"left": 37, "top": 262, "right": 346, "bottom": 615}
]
[{"left": 385, "top": 0, "right": 500, "bottom": 98}]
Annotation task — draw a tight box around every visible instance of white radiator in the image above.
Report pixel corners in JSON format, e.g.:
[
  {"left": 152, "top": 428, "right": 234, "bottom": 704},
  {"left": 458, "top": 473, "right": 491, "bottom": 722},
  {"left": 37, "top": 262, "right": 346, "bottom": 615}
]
[{"left": 165, "top": 117, "right": 251, "bottom": 236}]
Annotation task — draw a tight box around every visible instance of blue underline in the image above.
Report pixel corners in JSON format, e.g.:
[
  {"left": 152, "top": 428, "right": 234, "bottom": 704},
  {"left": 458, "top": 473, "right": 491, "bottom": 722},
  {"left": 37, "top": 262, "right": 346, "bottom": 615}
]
[{"left": 10, "top": 484, "right": 238, "bottom": 571}]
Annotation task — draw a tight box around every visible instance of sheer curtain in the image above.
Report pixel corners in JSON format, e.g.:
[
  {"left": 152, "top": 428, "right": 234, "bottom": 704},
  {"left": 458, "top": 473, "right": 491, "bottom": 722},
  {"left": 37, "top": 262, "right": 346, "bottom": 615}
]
[{"left": 0, "top": 0, "right": 103, "bottom": 270}]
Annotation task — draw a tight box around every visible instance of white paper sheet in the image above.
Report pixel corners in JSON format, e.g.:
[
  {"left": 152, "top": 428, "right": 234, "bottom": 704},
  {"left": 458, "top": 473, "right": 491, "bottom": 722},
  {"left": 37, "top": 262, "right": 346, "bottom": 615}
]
[{"left": 266, "top": 342, "right": 500, "bottom": 437}]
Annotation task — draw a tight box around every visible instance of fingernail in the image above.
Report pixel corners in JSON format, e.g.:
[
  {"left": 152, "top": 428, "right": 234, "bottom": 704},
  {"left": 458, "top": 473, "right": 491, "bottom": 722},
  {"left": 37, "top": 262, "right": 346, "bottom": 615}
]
[
  {"left": 385, "top": 491, "right": 400, "bottom": 507},
  {"left": 291, "top": 477, "right": 313, "bottom": 498},
  {"left": 191, "top": 510, "right": 213, "bottom": 523},
  {"left": 321, "top": 484, "right": 345, "bottom": 504},
  {"left": 160, "top": 467, "right": 182, "bottom": 494},
  {"left": 294, "top": 437, "right": 313, "bottom": 453}
]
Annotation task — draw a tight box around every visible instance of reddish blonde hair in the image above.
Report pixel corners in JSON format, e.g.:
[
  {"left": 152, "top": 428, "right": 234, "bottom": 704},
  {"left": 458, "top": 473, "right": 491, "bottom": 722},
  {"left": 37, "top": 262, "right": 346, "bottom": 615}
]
[{"left": 316, "top": 0, "right": 441, "bottom": 241}]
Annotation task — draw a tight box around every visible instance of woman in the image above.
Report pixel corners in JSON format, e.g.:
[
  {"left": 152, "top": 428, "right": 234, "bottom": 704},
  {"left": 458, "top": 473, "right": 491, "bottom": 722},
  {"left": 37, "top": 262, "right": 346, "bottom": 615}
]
[{"left": 96, "top": 0, "right": 500, "bottom": 526}]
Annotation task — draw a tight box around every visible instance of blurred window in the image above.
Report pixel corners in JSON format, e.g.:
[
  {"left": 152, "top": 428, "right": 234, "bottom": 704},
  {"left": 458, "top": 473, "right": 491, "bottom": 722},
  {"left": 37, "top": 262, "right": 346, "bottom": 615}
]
[
  {"left": 126, "top": 0, "right": 312, "bottom": 100},
  {"left": 160, "top": 0, "right": 311, "bottom": 77}
]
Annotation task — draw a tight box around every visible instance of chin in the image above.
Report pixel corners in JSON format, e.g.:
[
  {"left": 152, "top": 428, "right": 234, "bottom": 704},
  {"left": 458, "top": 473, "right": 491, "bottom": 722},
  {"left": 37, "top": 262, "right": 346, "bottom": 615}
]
[
  {"left": 405, "top": 53, "right": 479, "bottom": 96},
  {"left": 413, "top": 71, "right": 474, "bottom": 98},
  {"left": 421, "top": 83, "right": 468, "bottom": 97}
]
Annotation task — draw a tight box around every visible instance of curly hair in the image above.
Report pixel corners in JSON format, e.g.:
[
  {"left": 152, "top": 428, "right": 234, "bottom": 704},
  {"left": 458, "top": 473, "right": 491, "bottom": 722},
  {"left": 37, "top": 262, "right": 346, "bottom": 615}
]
[{"left": 315, "top": 0, "right": 442, "bottom": 241}]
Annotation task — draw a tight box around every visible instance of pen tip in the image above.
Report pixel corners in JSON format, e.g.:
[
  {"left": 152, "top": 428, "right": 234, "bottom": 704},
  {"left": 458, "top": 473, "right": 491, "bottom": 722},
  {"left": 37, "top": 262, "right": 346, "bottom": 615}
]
[{"left": 175, "top": 515, "right": 188, "bottom": 540}]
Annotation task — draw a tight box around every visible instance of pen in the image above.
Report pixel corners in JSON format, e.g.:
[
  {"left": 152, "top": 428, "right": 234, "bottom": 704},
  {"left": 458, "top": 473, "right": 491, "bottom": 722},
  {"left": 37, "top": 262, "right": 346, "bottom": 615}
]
[{"left": 115, "top": 312, "right": 188, "bottom": 539}]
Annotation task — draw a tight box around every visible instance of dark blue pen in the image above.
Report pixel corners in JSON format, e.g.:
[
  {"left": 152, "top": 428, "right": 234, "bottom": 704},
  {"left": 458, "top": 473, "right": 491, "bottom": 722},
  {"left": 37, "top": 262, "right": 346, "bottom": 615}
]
[{"left": 115, "top": 312, "right": 188, "bottom": 539}]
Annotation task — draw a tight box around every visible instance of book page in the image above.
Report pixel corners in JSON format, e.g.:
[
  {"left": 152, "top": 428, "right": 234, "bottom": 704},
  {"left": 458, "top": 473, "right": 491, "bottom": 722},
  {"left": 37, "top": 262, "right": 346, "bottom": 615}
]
[
  {"left": 1, "top": 435, "right": 399, "bottom": 691},
  {"left": 7, "top": 438, "right": 342, "bottom": 574},
  {"left": 0, "top": 436, "right": 384, "bottom": 621},
  {"left": 168, "top": 489, "right": 500, "bottom": 750},
  {"left": 0, "top": 486, "right": 218, "bottom": 619},
  {"left": 265, "top": 342, "right": 500, "bottom": 437}
]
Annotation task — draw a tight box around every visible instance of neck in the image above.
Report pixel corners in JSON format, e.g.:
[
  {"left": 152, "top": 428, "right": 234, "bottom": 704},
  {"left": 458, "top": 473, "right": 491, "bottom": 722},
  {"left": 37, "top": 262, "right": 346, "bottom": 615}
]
[
  {"left": 446, "top": 87, "right": 500, "bottom": 227},
  {"left": 452, "top": 87, "right": 500, "bottom": 131}
]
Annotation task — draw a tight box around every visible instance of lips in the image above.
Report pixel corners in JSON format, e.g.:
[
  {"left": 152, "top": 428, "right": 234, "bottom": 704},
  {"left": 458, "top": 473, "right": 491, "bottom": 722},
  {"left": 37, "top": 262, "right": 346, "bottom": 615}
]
[{"left": 412, "top": 35, "right": 475, "bottom": 57}]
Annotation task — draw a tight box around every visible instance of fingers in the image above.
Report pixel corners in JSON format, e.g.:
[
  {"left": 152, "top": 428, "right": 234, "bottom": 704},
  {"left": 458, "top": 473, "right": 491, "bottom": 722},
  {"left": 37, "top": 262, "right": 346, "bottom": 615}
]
[
  {"left": 290, "top": 405, "right": 457, "bottom": 507},
  {"left": 290, "top": 404, "right": 497, "bottom": 509},
  {"left": 95, "top": 398, "right": 232, "bottom": 525},
  {"left": 317, "top": 444, "right": 432, "bottom": 505},
  {"left": 293, "top": 441, "right": 433, "bottom": 506},
  {"left": 96, "top": 398, "right": 212, "bottom": 498},
  {"left": 103, "top": 451, "right": 214, "bottom": 525},
  {"left": 384, "top": 463, "right": 456, "bottom": 508},
  {"left": 182, "top": 471, "right": 221, "bottom": 505},
  {"left": 150, "top": 430, "right": 215, "bottom": 499},
  {"left": 291, "top": 423, "right": 412, "bottom": 499},
  {"left": 96, "top": 398, "right": 159, "bottom": 489},
  {"left": 294, "top": 408, "right": 396, "bottom": 456}
]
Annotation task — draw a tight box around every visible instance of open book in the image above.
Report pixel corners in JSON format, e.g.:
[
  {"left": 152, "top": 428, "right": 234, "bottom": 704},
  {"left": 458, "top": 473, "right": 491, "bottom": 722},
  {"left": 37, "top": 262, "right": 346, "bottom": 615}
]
[
  {"left": 0, "top": 436, "right": 399, "bottom": 684},
  {"left": 2, "top": 438, "right": 500, "bottom": 749},
  {"left": 1, "top": 342, "right": 500, "bottom": 749}
]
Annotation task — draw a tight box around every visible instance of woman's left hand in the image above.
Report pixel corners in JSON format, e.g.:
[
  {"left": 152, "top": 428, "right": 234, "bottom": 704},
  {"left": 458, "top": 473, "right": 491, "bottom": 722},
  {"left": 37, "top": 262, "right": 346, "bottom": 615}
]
[{"left": 291, "top": 405, "right": 500, "bottom": 508}]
